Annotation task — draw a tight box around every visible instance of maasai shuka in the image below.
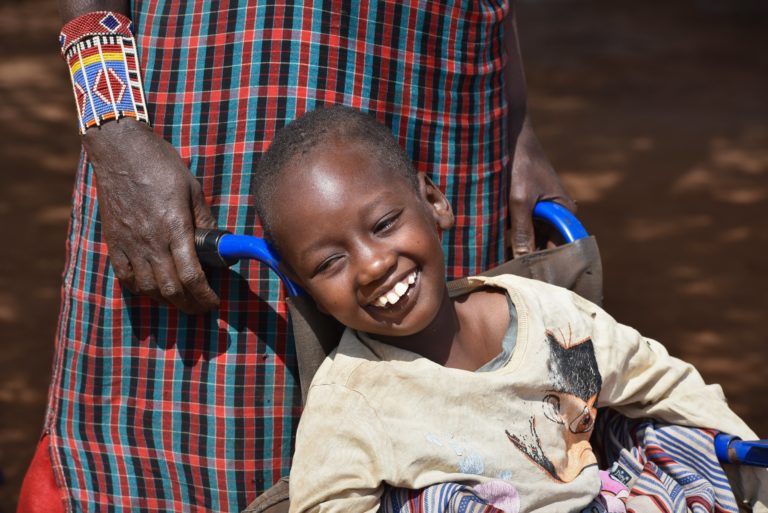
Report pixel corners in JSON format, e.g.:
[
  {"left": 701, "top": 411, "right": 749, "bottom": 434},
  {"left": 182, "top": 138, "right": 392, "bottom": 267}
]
[{"left": 47, "top": 1, "right": 511, "bottom": 511}]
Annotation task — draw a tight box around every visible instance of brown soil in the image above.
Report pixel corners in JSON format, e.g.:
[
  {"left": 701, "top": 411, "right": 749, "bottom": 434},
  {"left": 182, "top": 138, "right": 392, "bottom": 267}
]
[{"left": 1, "top": 0, "right": 766, "bottom": 510}]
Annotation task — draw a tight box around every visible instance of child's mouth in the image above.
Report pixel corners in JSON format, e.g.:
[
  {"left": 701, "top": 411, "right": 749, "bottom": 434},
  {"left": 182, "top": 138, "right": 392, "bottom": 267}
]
[{"left": 372, "top": 270, "right": 418, "bottom": 308}]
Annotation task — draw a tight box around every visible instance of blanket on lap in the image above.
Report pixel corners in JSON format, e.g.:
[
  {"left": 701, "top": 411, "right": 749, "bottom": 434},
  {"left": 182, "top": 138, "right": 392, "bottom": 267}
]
[{"left": 379, "top": 411, "right": 738, "bottom": 513}]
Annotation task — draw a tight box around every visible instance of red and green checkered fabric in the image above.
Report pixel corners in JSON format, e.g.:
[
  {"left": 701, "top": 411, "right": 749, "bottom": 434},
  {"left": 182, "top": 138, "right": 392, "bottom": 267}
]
[{"left": 47, "top": 1, "right": 511, "bottom": 511}]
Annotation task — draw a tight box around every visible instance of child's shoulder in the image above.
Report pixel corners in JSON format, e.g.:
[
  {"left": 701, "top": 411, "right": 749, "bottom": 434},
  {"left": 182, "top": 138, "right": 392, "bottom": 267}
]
[
  {"left": 311, "top": 328, "right": 421, "bottom": 388},
  {"left": 467, "top": 273, "right": 603, "bottom": 331},
  {"left": 468, "top": 273, "right": 597, "bottom": 309}
]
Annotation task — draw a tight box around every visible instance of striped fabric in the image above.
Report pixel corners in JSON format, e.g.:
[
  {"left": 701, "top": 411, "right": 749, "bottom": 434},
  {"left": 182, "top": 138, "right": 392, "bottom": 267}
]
[
  {"left": 47, "top": 1, "right": 511, "bottom": 512},
  {"left": 379, "top": 412, "right": 738, "bottom": 513},
  {"left": 381, "top": 483, "right": 505, "bottom": 513},
  {"left": 590, "top": 410, "right": 739, "bottom": 513}
]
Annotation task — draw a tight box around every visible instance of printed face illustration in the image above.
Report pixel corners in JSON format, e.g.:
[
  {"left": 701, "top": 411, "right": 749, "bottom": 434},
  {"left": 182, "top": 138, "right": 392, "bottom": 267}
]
[
  {"left": 506, "top": 329, "right": 601, "bottom": 483},
  {"left": 541, "top": 392, "right": 598, "bottom": 482}
]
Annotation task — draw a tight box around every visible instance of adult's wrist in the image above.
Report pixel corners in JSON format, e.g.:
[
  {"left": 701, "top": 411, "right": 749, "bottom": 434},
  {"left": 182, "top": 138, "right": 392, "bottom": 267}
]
[
  {"left": 82, "top": 115, "right": 148, "bottom": 145},
  {"left": 81, "top": 117, "right": 158, "bottom": 177}
]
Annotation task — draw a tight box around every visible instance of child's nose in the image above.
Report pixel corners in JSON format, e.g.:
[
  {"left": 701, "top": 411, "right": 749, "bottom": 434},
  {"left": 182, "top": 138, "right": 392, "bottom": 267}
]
[{"left": 355, "top": 244, "right": 397, "bottom": 286}]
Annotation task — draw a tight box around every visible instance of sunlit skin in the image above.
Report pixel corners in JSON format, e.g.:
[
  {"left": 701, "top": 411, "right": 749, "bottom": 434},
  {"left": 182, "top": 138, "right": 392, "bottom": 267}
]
[{"left": 268, "top": 140, "right": 510, "bottom": 370}]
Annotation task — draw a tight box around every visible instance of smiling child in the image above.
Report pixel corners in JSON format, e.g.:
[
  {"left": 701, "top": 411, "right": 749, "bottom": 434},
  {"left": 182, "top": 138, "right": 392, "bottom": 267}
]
[{"left": 252, "top": 106, "right": 767, "bottom": 513}]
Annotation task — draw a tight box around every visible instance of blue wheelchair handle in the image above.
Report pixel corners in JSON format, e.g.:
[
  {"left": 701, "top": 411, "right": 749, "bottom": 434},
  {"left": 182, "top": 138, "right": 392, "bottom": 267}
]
[
  {"left": 715, "top": 433, "right": 768, "bottom": 466},
  {"left": 194, "top": 228, "right": 303, "bottom": 296},
  {"left": 194, "top": 201, "right": 588, "bottom": 297},
  {"left": 532, "top": 201, "right": 588, "bottom": 243}
]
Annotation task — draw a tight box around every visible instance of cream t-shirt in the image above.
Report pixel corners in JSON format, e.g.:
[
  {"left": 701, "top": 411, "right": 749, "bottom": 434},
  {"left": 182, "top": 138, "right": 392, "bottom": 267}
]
[{"left": 289, "top": 274, "right": 766, "bottom": 513}]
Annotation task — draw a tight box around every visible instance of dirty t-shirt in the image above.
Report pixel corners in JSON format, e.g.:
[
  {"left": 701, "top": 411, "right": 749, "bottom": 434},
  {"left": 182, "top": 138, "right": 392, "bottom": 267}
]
[{"left": 289, "top": 274, "right": 764, "bottom": 513}]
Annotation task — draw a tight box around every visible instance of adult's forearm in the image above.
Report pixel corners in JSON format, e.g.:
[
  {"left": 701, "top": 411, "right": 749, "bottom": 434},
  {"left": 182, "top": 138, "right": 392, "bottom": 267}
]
[
  {"left": 59, "top": 0, "right": 129, "bottom": 23},
  {"left": 503, "top": 0, "right": 528, "bottom": 138}
]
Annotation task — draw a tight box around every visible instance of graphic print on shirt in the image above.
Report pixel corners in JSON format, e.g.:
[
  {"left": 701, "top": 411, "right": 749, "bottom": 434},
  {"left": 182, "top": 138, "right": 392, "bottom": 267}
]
[{"left": 505, "top": 327, "right": 602, "bottom": 482}]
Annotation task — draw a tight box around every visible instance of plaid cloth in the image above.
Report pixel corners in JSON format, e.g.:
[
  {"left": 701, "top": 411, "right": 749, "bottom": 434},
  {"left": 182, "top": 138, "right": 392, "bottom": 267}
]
[
  {"left": 47, "top": 1, "right": 511, "bottom": 512},
  {"left": 589, "top": 410, "right": 739, "bottom": 513}
]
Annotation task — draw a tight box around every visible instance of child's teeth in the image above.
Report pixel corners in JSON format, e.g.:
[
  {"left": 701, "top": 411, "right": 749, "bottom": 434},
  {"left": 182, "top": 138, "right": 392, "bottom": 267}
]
[{"left": 374, "top": 272, "right": 419, "bottom": 308}]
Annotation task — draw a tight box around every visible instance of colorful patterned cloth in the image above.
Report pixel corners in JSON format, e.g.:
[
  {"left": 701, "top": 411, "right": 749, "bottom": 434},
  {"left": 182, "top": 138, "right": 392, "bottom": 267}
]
[
  {"left": 588, "top": 410, "right": 739, "bottom": 513},
  {"left": 47, "top": 1, "right": 511, "bottom": 511},
  {"left": 60, "top": 11, "right": 150, "bottom": 133},
  {"left": 378, "top": 412, "right": 738, "bottom": 513},
  {"left": 381, "top": 483, "right": 507, "bottom": 513}
]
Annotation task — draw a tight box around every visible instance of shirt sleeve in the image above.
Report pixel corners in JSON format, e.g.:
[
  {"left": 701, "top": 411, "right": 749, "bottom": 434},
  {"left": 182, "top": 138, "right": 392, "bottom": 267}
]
[
  {"left": 568, "top": 293, "right": 750, "bottom": 435},
  {"left": 576, "top": 294, "right": 768, "bottom": 512},
  {"left": 288, "top": 383, "right": 393, "bottom": 513}
]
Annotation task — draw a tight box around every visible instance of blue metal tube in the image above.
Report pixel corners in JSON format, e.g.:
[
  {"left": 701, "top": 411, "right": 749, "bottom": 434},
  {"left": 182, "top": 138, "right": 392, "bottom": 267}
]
[
  {"left": 532, "top": 201, "right": 588, "bottom": 243},
  {"left": 217, "top": 234, "right": 303, "bottom": 296},
  {"left": 714, "top": 433, "right": 768, "bottom": 466}
]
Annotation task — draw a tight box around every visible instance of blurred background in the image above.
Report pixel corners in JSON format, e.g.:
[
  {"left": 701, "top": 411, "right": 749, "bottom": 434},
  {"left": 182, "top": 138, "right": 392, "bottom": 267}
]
[{"left": 0, "top": 0, "right": 766, "bottom": 510}]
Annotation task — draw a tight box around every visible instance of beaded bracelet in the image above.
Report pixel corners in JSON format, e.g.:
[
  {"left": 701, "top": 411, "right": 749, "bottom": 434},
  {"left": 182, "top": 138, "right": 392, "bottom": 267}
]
[{"left": 60, "top": 12, "right": 150, "bottom": 134}]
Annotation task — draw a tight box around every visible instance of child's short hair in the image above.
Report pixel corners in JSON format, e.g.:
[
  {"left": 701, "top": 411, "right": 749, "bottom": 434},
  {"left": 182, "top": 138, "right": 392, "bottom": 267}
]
[{"left": 253, "top": 105, "right": 419, "bottom": 238}]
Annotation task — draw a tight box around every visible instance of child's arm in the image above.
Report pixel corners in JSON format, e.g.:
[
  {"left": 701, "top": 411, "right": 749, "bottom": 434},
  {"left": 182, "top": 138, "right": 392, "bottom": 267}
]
[
  {"left": 579, "top": 295, "right": 768, "bottom": 512},
  {"left": 289, "top": 384, "right": 392, "bottom": 513},
  {"left": 585, "top": 298, "right": 750, "bottom": 435}
]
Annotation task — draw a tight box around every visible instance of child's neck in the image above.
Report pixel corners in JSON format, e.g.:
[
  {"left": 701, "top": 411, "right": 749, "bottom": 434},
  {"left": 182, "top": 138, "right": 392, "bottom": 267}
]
[{"left": 375, "top": 285, "right": 510, "bottom": 371}]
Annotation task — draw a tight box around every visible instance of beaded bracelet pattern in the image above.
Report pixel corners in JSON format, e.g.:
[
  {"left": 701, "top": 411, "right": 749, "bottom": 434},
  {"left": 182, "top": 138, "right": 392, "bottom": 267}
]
[{"left": 60, "top": 12, "right": 150, "bottom": 134}]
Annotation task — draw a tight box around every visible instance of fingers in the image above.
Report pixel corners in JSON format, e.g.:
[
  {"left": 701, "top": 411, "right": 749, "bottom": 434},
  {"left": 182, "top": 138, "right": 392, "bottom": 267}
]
[
  {"left": 191, "top": 181, "right": 217, "bottom": 230},
  {"left": 111, "top": 222, "right": 219, "bottom": 314},
  {"left": 170, "top": 228, "right": 220, "bottom": 313},
  {"left": 130, "top": 253, "right": 163, "bottom": 303},
  {"left": 509, "top": 195, "right": 537, "bottom": 257},
  {"left": 545, "top": 194, "right": 577, "bottom": 214},
  {"left": 109, "top": 247, "right": 137, "bottom": 294}
]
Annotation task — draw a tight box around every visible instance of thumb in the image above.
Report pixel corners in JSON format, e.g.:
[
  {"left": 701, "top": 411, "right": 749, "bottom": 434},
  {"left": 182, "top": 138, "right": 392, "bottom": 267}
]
[
  {"left": 191, "top": 182, "right": 217, "bottom": 230},
  {"left": 509, "top": 200, "right": 536, "bottom": 257}
]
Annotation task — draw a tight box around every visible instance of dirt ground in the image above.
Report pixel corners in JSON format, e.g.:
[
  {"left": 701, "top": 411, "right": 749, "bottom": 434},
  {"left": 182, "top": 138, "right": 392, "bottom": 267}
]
[{"left": 0, "top": 0, "right": 766, "bottom": 510}]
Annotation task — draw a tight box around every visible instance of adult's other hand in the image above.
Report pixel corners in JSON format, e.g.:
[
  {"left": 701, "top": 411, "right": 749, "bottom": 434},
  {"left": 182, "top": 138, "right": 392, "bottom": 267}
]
[
  {"left": 508, "top": 118, "right": 576, "bottom": 257},
  {"left": 83, "top": 119, "right": 220, "bottom": 314}
]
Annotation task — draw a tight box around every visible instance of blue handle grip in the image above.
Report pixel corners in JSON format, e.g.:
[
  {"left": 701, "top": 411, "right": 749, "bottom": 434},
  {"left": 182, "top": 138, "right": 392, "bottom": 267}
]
[
  {"left": 203, "top": 200, "right": 587, "bottom": 296},
  {"left": 217, "top": 235, "right": 303, "bottom": 296},
  {"left": 715, "top": 433, "right": 768, "bottom": 466},
  {"left": 532, "top": 202, "right": 588, "bottom": 243}
]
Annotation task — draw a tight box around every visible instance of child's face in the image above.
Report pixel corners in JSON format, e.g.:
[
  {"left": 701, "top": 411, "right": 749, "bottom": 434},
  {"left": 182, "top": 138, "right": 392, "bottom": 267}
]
[{"left": 269, "top": 140, "right": 454, "bottom": 338}]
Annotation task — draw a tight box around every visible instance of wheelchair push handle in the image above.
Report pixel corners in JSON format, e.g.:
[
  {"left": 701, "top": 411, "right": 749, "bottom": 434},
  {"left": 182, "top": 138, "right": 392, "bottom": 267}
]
[
  {"left": 194, "top": 228, "right": 303, "bottom": 296},
  {"left": 714, "top": 434, "right": 768, "bottom": 467},
  {"left": 531, "top": 201, "right": 588, "bottom": 243}
]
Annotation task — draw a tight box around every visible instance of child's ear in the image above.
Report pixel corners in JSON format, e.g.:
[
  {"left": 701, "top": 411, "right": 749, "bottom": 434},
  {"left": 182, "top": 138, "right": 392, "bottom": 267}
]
[{"left": 418, "top": 173, "right": 454, "bottom": 230}]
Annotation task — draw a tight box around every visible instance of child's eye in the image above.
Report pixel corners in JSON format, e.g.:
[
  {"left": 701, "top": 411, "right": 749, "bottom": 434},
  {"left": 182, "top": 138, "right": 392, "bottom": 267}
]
[
  {"left": 373, "top": 210, "right": 402, "bottom": 234},
  {"left": 313, "top": 255, "right": 343, "bottom": 276}
]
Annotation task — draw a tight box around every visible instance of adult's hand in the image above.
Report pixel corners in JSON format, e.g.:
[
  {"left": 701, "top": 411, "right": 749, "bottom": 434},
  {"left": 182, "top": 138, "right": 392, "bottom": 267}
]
[
  {"left": 508, "top": 117, "right": 576, "bottom": 257},
  {"left": 82, "top": 118, "right": 220, "bottom": 314},
  {"left": 502, "top": 3, "right": 576, "bottom": 257}
]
